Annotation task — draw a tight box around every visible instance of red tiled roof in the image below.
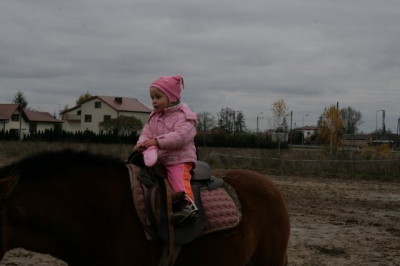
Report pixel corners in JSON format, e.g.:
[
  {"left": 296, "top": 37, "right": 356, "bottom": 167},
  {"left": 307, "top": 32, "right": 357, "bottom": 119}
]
[
  {"left": 0, "top": 104, "right": 62, "bottom": 123},
  {"left": 0, "top": 104, "right": 19, "bottom": 120},
  {"left": 97, "top": 96, "right": 151, "bottom": 112},
  {"left": 60, "top": 96, "right": 152, "bottom": 114},
  {"left": 24, "top": 109, "right": 63, "bottom": 123},
  {"left": 59, "top": 105, "right": 81, "bottom": 114},
  {"left": 300, "top": 125, "right": 317, "bottom": 130}
]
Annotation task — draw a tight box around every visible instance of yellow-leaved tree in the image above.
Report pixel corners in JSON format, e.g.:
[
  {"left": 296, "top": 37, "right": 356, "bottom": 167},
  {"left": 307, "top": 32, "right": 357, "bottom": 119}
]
[
  {"left": 270, "top": 99, "right": 289, "bottom": 132},
  {"left": 270, "top": 99, "right": 289, "bottom": 153},
  {"left": 76, "top": 91, "right": 93, "bottom": 105},
  {"left": 316, "top": 105, "right": 344, "bottom": 154}
]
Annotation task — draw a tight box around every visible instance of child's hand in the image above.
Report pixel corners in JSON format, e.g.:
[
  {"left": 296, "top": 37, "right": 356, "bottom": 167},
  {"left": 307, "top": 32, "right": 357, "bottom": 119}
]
[
  {"left": 133, "top": 139, "right": 158, "bottom": 151},
  {"left": 142, "top": 139, "right": 159, "bottom": 148},
  {"left": 133, "top": 143, "right": 145, "bottom": 152}
]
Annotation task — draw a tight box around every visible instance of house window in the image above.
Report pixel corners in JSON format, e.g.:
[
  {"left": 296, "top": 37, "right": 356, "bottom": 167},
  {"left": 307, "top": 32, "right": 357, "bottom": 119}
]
[
  {"left": 85, "top": 115, "right": 92, "bottom": 122},
  {"left": 95, "top": 102, "right": 102, "bottom": 108},
  {"left": 104, "top": 115, "right": 111, "bottom": 121},
  {"left": 11, "top": 114, "right": 20, "bottom": 122},
  {"left": 77, "top": 110, "right": 81, "bottom": 115},
  {"left": 29, "top": 123, "right": 37, "bottom": 133}
]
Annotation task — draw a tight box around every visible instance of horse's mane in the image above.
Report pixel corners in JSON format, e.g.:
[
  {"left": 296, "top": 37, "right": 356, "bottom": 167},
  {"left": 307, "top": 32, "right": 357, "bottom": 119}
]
[{"left": 0, "top": 149, "right": 125, "bottom": 180}]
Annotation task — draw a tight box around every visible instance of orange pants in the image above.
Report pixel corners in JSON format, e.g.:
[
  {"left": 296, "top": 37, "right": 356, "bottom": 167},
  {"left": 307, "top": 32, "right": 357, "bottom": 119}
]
[{"left": 165, "top": 163, "right": 194, "bottom": 201}]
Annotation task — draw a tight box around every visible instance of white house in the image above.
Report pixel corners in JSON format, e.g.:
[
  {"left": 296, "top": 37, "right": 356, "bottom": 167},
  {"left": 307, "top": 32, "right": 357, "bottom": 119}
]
[
  {"left": 60, "top": 96, "right": 152, "bottom": 134},
  {"left": 0, "top": 104, "right": 63, "bottom": 139},
  {"left": 298, "top": 125, "right": 317, "bottom": 144}
]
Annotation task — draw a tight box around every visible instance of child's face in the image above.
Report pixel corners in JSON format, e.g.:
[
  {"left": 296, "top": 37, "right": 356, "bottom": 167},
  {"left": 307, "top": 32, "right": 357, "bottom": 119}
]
[{"left": 150, "top": 87, "right": 170, "bottom": 113}]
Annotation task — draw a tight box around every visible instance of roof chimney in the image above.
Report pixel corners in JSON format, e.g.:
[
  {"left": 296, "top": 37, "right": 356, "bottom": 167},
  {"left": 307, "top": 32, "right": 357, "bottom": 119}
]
[{"left": 115, "top": 97, "right": 123, "bottom": 104}]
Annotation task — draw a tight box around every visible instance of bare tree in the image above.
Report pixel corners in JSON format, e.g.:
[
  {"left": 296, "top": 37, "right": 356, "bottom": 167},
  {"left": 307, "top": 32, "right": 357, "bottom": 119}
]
[
  {"left": 217, "top": 107, "right": 246, "bottom": 133},
  {"left": 234, "top": 111, "right": 246, "bottom": 133},
  {"left": 340, "top": 106, "right": 363, "bottom": 134},
  {"left": 197, "top": 111, "right": 216, "bottom": 132}
]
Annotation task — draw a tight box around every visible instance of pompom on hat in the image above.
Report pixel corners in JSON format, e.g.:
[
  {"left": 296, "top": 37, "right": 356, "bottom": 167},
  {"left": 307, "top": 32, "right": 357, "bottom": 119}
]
[{"left": 150, "top": 75, "right": 184, "bottom": 103}]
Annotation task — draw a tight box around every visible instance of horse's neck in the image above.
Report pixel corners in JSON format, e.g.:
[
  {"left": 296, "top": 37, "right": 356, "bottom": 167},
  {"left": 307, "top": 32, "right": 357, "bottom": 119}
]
[{"left": 8, "top": 175, "right": 130, "bottom": 262}]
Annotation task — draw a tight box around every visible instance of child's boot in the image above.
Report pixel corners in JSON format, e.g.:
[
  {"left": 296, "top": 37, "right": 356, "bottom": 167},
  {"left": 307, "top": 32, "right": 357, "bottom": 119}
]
[{"left": 171, "top": 196, "right": 198, "bottom": 227}]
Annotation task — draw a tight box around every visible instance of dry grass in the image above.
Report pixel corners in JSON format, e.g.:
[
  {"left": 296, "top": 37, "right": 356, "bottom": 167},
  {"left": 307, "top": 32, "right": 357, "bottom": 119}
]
[
  {"left": 198, "top": 147, "right": 400, "bottom": 178},
  {"left": 1, "top": 141, "right": 399, "bottom": 178}
]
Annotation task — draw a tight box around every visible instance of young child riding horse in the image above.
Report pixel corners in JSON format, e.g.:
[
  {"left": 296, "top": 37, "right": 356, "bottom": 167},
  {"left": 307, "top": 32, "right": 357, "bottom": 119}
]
[{"left": 133, "top": 75, "right": 198, "bottom": 227}]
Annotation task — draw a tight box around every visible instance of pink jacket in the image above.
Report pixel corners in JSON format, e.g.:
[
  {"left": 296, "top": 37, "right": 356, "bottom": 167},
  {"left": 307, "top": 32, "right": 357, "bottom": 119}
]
[{"left": 138, "top": 102, "right": 197, "bottom": 166}]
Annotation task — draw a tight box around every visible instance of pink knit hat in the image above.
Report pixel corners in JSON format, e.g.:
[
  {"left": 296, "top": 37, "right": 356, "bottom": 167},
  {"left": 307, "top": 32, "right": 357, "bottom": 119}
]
[{"left": 150, "top": 75, "right": 184, "bottom": 103}]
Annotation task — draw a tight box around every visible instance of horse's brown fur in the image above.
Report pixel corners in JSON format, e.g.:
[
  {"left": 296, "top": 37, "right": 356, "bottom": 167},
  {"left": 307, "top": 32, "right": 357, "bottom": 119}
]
[{"left": 0, "top": 150, "right": 289, "bottom": 265}]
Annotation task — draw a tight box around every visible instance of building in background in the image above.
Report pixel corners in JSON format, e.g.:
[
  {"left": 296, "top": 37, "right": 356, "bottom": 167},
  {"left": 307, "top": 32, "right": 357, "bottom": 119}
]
[
  {"left": 0, "top": 104, "right": 63, "bottom": 139},
  {"left": 60, "top": 96, "right": 151, "bottom": 134},
  {"left": 298, "top": 125, "right": 317, "bottom": 144}
]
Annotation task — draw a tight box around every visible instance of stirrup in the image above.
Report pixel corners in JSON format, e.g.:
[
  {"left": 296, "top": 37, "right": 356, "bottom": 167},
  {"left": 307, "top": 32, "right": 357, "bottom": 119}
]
[{"left": 171, "top": 196, "right": 198, "bottom": 227}]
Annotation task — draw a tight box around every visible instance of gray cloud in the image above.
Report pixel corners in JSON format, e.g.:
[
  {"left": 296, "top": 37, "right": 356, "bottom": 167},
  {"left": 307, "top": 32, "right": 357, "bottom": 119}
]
[{"left": 1, "top": 0, "right": 400, "bottom": 132}]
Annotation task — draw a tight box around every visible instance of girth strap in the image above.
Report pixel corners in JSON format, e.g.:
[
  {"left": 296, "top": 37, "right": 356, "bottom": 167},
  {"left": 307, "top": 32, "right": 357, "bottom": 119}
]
[{"left": 159, "top": 244, "right": 182, "bottom": 266}]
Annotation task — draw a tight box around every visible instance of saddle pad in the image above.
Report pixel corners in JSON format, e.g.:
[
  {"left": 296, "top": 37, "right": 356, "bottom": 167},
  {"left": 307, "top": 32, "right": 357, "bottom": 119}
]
[
  {"left": 128, "top": 164, "right": 242, "bottom": 237},
  {"left": 128, "top": 164, "right": 156, "bottom": 238},
  {"left": 201, "top": 186, "right": 242, "bottom": 234}
]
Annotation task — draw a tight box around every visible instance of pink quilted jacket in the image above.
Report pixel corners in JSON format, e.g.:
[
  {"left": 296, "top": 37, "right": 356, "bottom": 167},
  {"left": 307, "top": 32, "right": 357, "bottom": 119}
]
[{"left": 137, "top": 102, "right": 197, "bottom": 166}]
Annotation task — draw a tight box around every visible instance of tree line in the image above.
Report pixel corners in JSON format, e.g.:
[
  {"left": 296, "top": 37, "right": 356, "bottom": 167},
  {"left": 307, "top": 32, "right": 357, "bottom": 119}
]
[
  {"left": 10, "top": 91, "right": 384, "bottom": 152},
  {"left": 0, "top": 128, "right": 139, "bottom": 144}
]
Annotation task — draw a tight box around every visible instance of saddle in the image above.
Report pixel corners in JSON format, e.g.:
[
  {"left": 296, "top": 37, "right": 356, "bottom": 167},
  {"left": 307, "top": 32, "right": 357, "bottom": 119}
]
[{"left": 126, "top": 152, "right": 242, "bottom": 245}]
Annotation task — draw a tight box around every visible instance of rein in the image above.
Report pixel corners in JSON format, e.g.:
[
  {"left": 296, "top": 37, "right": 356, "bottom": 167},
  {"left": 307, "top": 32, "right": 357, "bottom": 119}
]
[
  {"left": 163, "top": 179, "right": 176, "bottom": 266},
  {"left": 127, "top": 163, "right": 181, "bottom": 266}
]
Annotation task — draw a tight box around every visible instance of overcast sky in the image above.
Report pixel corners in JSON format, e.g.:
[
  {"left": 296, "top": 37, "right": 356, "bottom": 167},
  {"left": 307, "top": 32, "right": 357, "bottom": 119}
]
[{"left": 1, "top": 0, "right": 400, "bottom": 133}]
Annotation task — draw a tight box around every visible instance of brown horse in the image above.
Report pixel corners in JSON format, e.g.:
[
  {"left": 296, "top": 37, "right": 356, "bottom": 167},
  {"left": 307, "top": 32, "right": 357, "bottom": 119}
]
[{"left": 0, "top": 149, "right": 290, "bottom": 265}]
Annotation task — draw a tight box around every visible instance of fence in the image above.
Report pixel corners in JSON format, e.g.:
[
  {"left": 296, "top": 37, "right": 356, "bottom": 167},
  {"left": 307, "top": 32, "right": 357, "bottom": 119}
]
[{"left": 198, "top": 148, "right": 400, "bottom": 177}]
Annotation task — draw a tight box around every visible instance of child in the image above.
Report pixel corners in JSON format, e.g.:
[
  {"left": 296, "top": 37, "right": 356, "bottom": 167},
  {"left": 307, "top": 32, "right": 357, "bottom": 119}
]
[{"left": 133, "top": 75, "right": 198, "bottom": 227}]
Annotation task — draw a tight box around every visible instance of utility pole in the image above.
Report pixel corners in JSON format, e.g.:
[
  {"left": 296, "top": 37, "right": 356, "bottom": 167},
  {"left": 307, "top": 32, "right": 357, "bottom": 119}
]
[
  {"left": 290, "top": 111, "right": 293, "bottom": 145},
  {"left": 302, "top": 114, "right": 308, "bottom": 145},
  {"left": 397, "top": 117, "right": 400, "bottom": 135},
  {"left": 257, "top": 112, "right": 263, "bottom": 133},
  {"left": 376, "top": 109, "right": 384, "bottom": 142},
  {"left": 19, "top": 104, "right": 22, "bottom": 141}
]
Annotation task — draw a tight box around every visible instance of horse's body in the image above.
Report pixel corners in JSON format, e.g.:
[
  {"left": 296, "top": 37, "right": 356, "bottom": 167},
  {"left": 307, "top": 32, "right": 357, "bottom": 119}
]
[{"left": 0, "top": 150, "right": 290, "bottom": 266}]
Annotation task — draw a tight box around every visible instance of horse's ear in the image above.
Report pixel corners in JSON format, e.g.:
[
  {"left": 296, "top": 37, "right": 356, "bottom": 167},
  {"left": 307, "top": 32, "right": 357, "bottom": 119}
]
[
  {"left": 0, "top": 173, "right": 19, "bottom": 201},
  {"left": 125, "top": 151, "right": 146, "bottom": 168}
]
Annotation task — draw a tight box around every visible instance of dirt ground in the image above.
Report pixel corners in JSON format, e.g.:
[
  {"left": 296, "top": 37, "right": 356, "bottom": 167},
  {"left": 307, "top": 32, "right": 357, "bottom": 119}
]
[
  {"left": 276, "top": 175, "right": 400, "bottom": 266},
  {"left": 0, "top": 174, "right": 399, "bottom": 266}
]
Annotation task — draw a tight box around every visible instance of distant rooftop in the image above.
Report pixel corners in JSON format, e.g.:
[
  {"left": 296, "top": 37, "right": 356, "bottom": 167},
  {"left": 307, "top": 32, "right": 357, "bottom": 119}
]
[{"left": 60, "top": 96, "right": 151, "bottom": 114}]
